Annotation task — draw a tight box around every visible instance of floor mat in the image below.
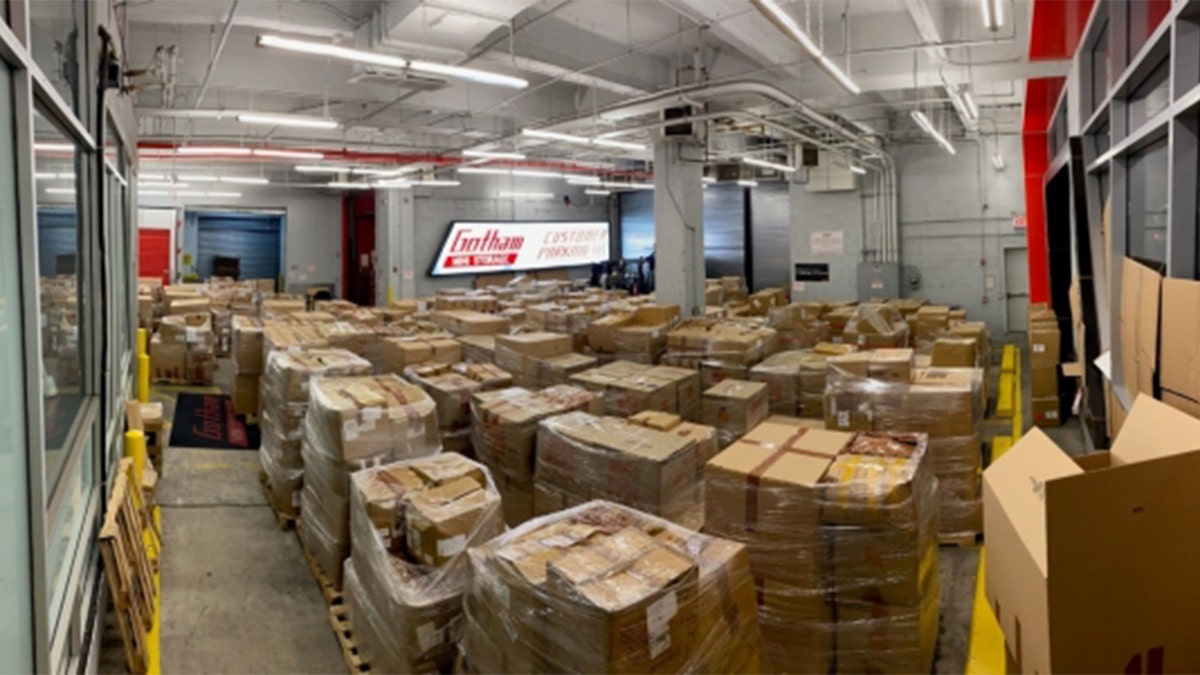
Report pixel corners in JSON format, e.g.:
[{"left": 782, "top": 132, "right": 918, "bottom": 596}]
[{"left": 169, "top": 393, "right": 260, "bottom": 450}]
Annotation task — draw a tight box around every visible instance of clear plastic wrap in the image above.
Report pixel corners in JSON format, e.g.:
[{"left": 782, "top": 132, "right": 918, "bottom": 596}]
[
  {"left": 380, "top": 335, "right": 462, "bottom": 374},
  {"left": 569, "top": 360, "right": 702, "bottom": 422},
  {"left": 704, "top": 418, "right": 939, "bottom": 674},
  {"left": 664, "top": 318, "right": 779, "bottom": 371},
  {"left": 749, "top": 349, "right": 837, "bottom": 419},
  {"left": 298, "top": 374, "right": 442, "bottom": 588},
  {"left": 842, "top": 303, "right": 910, "bottom": 349},
  {"left": 459, "top": 500, "right": 765, "bottom": 674},
  {"left": 469, "top": 385, "right": 604, "bottom": 526},
  {"left": 525, "top": 302, "right": 597, "bottom": 351},
  {"left": 344, "top": 455, "right": 504, "bottom": 674},
  {"left": 405, "top": 362, "right": 513, "bottom": 460},
  {"left": 765, "top": 302, "right": 832, "bottom": 351},
  {"left": 823, "top": 364, "right": 984, "bottom": 539},
  {"left": 534, "top": 412, "right": 703, "bottom": 529},
  {"left": 492, "top": 332, "right": 582, "bottom": 389},
  {"left": 456, "top": 334, "right": 496, "bottom": 365},
  {"left": 701, "top": 379, "right": 770, "bottom": 449}
]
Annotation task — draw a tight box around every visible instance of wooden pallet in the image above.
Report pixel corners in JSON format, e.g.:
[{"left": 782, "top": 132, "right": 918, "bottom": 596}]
[
  {"left": 297, "top": 527, "right": 344, "bottom": 606},
  {"left": 940, "top": 531, "right": 983, "bottom": 549},
  {"left": 257, "top": 470, "right": 297, "bottom": 531},
  {"left": 100, "top": 459, "right": 159, "bottom": 675},
  {"left": 328, "top": 600, "right": 371, "bottom": 674}
]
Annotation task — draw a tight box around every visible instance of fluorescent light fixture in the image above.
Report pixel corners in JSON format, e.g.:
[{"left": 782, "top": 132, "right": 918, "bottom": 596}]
[
  {"left": 751, "top": 0, "right": 860, "bottom": 95},
  {"left": 981, "top": 0, "right": 1003, "bottom": 30},
  {"left": 584, "top": 189, "right": 612, "bottom": 196},
  {"left": 499, "top": 191, "right": 555, "bottom": 199},
  {"left": 992, "top": 153, "right": 1006, "bottom": 171},
  {"left": 138, "top": 181, "right": 188, "bottom": 188},
  {"left": 462, "top": 149, "right": 526, "bottom": 160},
  {"left": 34, "top": 142, "right": 73, "bottom": 152},
  {"left": 176, "top": 174, "right": 220, "bottom": 183},
  {"left": 511, "top": 169, "right": 563, "bottom": 179},
  {"left": 702, "top": 176, "right": 717, "bottom": 184},
  {"left": 206, "top": 191, "right": 243, "bottom": 198},
  {"left": 522, "top": 128, "right": 592, "bottom": 144},
  {"left": 566, "top": 176, "right": 602, "bottom": 185},
  {"left": 736, "top": 179, "right": 759, "bottom": 187},
  {"left": 850, "top": 165, "right": 867, "bottom": 175},
  {"left": 257, "top": 34, "right": 409, "bottom": 70},
  {"left": 910, "top": 110, "right": 956, "bottom": 155},
  {"left": 219, "top": 176, "right": 270, "bottom": 185},
  {"left": 176, "top": 146, "right": 253, "bottom": 156},
  {"left": 238, "top": 113, "right": 339, "bottom": 130},
  {"left": 295, "top": 165, "right": 349, "bottom": 173},
  {"left": 458, "top": 167, "right": 512, "bottom": 176},
  {"left": 171, "top": 190, "right": 242, "bottom": 198},
  {"left": 601, "top": 181, "right": 654, "bottom": 191},
  {"left": 817, "top": 55, "right": 862, "bottom": 95},
  {"left": 742, "top": 156, "right": 796, "bottom": 173},
  {"left": 962, "top": 92, "right": 979, "bottom": 120},
  {"left": 415, "top": 180, "right": 461, "bottom": 187},
  {"left": 373, "top": 180, "right": 412, "bottom": 189},
  {"left": 138, "top": 190, "right": 169, "bottom": 197},
  {"left": 351, "top": 167, "right": 398, "bottom": 176},
  {"left": 44, "top": 187, "right": 76, "bottom": 195},
  {"left": 253, "top": 148, "right": 325, "bottom": 160},
  {"left": 35, "top": 172, "right": 58, "bottom": 180},
  {"left": 408, "top": 60, "right": 528, "bottom": 89},
  {"left": 328, "top": 181, "right": 372, "bottom": 189},
  {"left": 139, "top": 173, "right": 167, "bottom": 181},
  {"left": 592, "top": 138, "right": 647, "bottom": 151}
]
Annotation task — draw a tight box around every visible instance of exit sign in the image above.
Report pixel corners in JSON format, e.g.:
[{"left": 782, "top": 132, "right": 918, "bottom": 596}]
[{"left": 1012, "top": 214, "right": 1027, "bottom": 229}]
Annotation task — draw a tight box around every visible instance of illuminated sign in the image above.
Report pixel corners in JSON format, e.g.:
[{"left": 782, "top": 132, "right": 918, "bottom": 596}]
[{"left": 428, "top": 221, "right": 610, "bottom": 276}]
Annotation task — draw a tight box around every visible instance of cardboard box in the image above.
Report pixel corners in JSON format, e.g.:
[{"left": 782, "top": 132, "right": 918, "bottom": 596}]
[
  {"left": 158, "top": 312, "right": 213, "bottom": 344},
  {"left": 380, "top": 336, "right": 462, "bottom": 373},
  {"left": 405, "top": 475, "right": 499, "bottom": 567},
  {"left": 232, "top": 315, "right": 264, "bottom": 374},
  {"left": 1161, "top": 278, "right": 1200, "bottom": 418},
  {"left": 587, "top": 312, "right": 635, "bottom": 353},
  {"left": 984, "top": 395, "right": 1200, "bottom": 674},
  {"left": 702, "top": 379, "right": 769, "bottom": 448},
  {"left": 308, "top": 375, "right": 441, "bottom": 462},
  {"left": 930, "top": 337, "right": 977, "bottom": 368},
  {"left": 1029, "top": 364, "right": 1059, "bottom": 399},
  {"left": 570, "top": 361, "right": 700, "bottom": 421},
  {"left": 233, "top": 374, "right": 259, "bottom": 416},
  {"left": 1120, "top": 259, "right": 1162, "bottom": 400},
  {"left": 149, "top": 335, "right": 187, "bottom": 383},
  {"left": 536, "top": 352, "right": 597, "bottom": 388},
  {"left": 868, "top": 348, "right": 915, "bottom": 382},
  {"left": 430, "top": 310, "right": 510, "bottom": 336},
  {"left": 165, "top": 296, "right": 210, "bottom": 316},
  {"left": 1028, "top": 323, "right": 1061, "bottom": 368},
  {"left": 1030, "top": 396, "right": 1061, "bottom": 427}
]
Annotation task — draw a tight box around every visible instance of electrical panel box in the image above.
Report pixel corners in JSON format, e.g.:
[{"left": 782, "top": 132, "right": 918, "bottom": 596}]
[{"left": 857, "top": 262, "right": 902, "bottom": 300}]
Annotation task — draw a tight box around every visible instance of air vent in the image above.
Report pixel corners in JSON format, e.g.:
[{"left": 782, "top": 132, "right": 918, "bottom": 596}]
[
  {"left": 801, "top": 145, "right": 820, "bottom": 167},
  {"left": 663, "top": 105, "right": 695, "bottom": 137}
]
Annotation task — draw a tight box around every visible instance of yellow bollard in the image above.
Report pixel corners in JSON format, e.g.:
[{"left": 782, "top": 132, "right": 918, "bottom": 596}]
[
  {"left": 138, "top": 353, "right": 151, "bottom": 403},
  {"left": 137, "top": 327, "right": 148, "bottom": 357},
  {"left": 124, "top": 429, "right": 146, "bottom": 483}
]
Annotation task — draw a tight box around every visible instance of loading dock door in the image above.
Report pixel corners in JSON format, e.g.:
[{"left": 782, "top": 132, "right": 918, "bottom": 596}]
[
  {"left": 137, "top": 229, "right": 171, "bottom": 283},
  {"left": 196, "top": 212, "right": 282, "bottom": 281}
]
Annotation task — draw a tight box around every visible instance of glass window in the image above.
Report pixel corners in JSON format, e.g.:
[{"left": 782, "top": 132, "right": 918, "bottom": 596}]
[
  {"left": 28, "top": 1, "right": 81, "bottom": 111},
  {"left": 1127, "top": 138, "right": 1169, "bottom": 264},
  {"left": 1090, "top": 20, "right": 1110, "bottom": 116},
  {"left": 1091, "top": 118, "right": 1111, "bottom": 158},
  {"left": 34, "top": 108, "right": 86, "bottom": 489},
  {"left": 1127, "top": 58, "right": 1170, "bottom": 132},
  {"left": 0, "top": 60, "right": 35, "bottom": 674}
]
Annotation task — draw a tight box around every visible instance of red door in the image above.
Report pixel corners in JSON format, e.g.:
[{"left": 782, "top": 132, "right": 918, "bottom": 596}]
[{"left": 138, "top": 229, "right": 171, "bottom": 284}]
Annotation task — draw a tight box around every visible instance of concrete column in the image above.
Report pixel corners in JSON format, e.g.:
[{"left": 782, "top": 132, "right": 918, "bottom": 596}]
[
  {"left": 375, "top": 188, "right": 417, "bottom": 305},
  {"left": 653, "top": 139, "right": 705, "bottom": 315}
]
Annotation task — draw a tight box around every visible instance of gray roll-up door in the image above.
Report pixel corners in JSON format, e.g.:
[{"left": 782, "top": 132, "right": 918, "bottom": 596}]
[
  {"left": 196, "top": 212, "right": 282, "bottom": 281},
  {"left": 750, "top": 182, "right": 791, "bottom": 291},
  {"left": 618, "top": 186, "right": 747, "bottom": 277}
]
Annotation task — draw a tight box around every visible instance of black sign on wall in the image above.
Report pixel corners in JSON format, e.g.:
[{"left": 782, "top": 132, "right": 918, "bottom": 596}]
[{"left": 795, "top": 262, "right": 831, "bottom": 282}]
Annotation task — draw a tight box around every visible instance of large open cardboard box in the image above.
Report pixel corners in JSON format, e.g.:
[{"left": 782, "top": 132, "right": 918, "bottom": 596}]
[{"left": 984, "top": 394, "right": 1200, "bottom": 673}]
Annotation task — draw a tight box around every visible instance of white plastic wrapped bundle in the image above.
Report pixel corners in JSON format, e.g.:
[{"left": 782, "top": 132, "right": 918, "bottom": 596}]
[
  {"left": 460, "top": 500, "right": 765, "bottom": 674},
  {"left": 298, "top": 374, "right": 441, "bottom": 588},
  {"left": 842, "top": 303, "right": 910, "bottom": 349},
  {"left": 704, "top": 419, "right": 939, "bottom": 674},
  {"left": 344, "top": 454, "right": 504, "bottom": 673}
]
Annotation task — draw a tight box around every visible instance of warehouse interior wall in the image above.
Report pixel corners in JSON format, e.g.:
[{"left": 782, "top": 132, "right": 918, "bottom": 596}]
[
  {"left": 790, "top": 135, "right": 1027, "bottom": 336},
  {"left": 140, "top": 189, "right": 342, "bottom": 295}
]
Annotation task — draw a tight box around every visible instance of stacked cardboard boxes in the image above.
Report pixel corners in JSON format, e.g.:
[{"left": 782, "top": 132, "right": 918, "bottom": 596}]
[
  {"left": 533, "top": 412, "right": 703, "bottom": 528},
  {"left": 664, "top": 319, "right": 778, "bottom": 385},
  {"left": 231, "top": 316, "right": 264, "bottom": 416},
  {"left": 912, "top": 305, "right": 950, "bottom": 350},
  {"left": 494, "top": 333, "right": 596, "bottom": 389},
  {"left": 931, "top": 336, "right": 979, "bottom": 368},
  {"left": 626, "top": 411, "right": 720, "bottom": 469},
  {"left": 259, "top": 348, "right": 372, "bottom": 519},
  {"left": 765, "top": 302, "right": 832, "bottom": 351},
  {"left": 150, "top": 313, "right": 216, "bottom": 385},
  {"left": 843, "top": 303, "right": 910, "bottom": 349},
  {"left": 1028, "top": 304, "right": 1062, "bottom": 427},
  {"left": 825, "top": 365, "right": 985, "bottom": 539},
  {"left": 749, "top": 345, "right": 855, "bottom": 419},
  {"left": 704, "top": 419, "right": 938, "bottom": 674},
  {"left": 747, "top": 287, "right": 789, "bottom": 316},
  {"left": 570, "top": 360, "right": 702, "bottom": 421},
  {"left": 433, "top": 292, "right": 500, "bottom": 313},
  {"left": 526, "top": 303, "right": 597, "bottom": 352},
  {"left": 299, "top": 374, "right": 441, "bottom": 587},
  {"left": 379, "top": 335, "right": 462, "bottom": 374},
  {"left": 460, "top": 501, "right": 764, "bottom": 674},
  {"left": 702, "top": 380, "right": 769, "bottom": 448},
  {"left": 457, "top": 334, "right": 496, "bottom": 365},
  {"left": 608, "top": 305, "right": 681, "bottom": 364},
  {"left": 470, "top": 386, "right": 603, "bottom": 526},
  {"left": 405, "top": 362, "right": 513, "bottom": 457},
  {"left": 344, "top": 455, "right": 504, "bottom": 674},
  {"left": 430, "top": 310, "right": 510, "bottom": 336}
]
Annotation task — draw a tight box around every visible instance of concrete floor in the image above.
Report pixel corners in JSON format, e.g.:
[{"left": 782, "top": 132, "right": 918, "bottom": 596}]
[{"left": 97, "top": 344, "right": 1091, "bottom": 674}]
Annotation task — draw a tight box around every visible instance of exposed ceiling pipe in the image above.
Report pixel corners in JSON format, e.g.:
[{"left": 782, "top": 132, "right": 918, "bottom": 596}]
[{"left": 195, "top": 0, "right": 241, "bottom": 108}]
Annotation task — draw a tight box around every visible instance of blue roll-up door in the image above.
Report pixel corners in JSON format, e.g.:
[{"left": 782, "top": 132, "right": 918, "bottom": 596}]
[
  {"left": 36, "top": 207, "right": 79, "bottom": 276},
  {"left": 619, "top": 185, "right": 747, "bottom": 277},
  {"left": 196, "top": 212, "right": 282, "bottom": 281}
]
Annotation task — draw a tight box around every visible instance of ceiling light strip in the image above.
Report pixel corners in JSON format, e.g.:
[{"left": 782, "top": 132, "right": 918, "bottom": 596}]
[{"left": 910, "top": 110, "right": 956, "bottom": 155}]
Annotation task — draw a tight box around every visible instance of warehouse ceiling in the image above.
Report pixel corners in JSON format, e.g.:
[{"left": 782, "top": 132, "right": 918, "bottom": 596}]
[{"left": 122, "top": 0, "right": 1062, "bottom": 181}]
